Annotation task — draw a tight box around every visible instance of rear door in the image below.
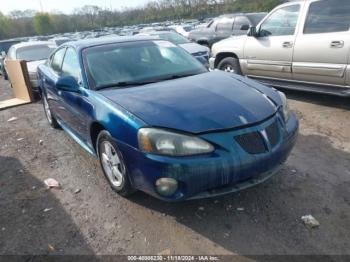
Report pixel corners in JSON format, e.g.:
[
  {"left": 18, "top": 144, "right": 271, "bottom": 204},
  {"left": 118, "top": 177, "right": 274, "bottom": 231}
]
[
  {"left": 243, "top": 3, "right": 303, "bottom": 79},
  {"left": 292, "top": 0, "right": 350, "bottom": 86},
  {"left": 45, "top": 47, "right": 67, "bottom": 119}
]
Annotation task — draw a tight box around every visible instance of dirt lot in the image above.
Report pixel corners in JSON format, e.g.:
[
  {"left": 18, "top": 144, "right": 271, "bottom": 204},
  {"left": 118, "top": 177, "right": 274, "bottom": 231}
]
[{"left": 0, "top": 76, "right": 349, "bottom": 259}]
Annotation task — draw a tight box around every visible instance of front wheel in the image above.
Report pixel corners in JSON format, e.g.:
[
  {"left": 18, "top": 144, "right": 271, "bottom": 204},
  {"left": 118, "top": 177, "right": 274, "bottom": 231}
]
[
  {"left": 217, "top": 57, "right": 242, "bottom": 75},
  {"left": 97, "top": 131, "right": 134, "bottom": 197}
]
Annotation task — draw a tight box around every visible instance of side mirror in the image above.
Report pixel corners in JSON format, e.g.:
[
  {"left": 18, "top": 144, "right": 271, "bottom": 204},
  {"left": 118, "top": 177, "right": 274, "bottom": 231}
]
[
  {"left": 240, "top": 24, "right": 250, "bottom": 31},
  {"left": 1, "top": 51, "right": 6, "bottom": 57},
  {"left": 56, "top": 75, "right": 80, "bottom": 92},
  {"left": 248, "top": 26, "right": 259, "bottom": 37}
]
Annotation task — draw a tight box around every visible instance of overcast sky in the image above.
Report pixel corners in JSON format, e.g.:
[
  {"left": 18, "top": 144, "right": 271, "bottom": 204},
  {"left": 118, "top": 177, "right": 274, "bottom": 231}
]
[{"left": 1, "top": 0, "right": 151, "bottom": 14}]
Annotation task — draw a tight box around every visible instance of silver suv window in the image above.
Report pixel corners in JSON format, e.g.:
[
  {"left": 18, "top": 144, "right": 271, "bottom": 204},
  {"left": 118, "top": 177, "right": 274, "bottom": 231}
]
[
  {"left": 304, "top": 0, "right": 350, "bottom": 34},
  {"left": 259, "top": 5, "right": 300, "bottom": 37}
]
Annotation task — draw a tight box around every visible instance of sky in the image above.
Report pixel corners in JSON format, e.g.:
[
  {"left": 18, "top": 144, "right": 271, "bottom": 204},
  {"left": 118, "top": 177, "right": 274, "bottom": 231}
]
[{"left": 1, "top": 0, "right": 151, "bottom": 14}]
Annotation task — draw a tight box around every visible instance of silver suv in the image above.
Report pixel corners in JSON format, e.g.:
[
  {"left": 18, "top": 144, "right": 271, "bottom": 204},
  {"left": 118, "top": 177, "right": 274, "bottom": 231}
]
[{"left": 210, "top": 0, "right": 350, "bottom": 97}]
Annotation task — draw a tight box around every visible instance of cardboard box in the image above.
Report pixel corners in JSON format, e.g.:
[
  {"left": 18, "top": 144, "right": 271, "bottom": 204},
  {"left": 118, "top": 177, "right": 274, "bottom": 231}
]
[{"left": 0, "top": 60, "right": 34, "bottom": 110}]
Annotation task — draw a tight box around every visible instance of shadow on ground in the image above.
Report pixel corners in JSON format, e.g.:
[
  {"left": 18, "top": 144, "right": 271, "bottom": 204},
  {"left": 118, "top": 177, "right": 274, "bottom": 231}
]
[
  {"left": 0, "top": 156, "right": 94, "bottom": 256},
  {"left": 128, "top": 134, "right": 350, "bottom": 257},
  {"left": 283, "top": 90, "right": 350, "bottom": 111}
]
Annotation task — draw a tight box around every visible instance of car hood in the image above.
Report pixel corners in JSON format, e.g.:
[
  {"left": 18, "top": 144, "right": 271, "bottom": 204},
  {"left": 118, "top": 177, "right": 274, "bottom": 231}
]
[
  {"left": 212, "top": 35, "right": 247, "bottom": 56},
  {"left": 179, "top": 42, "right": 209, "bottom": 54},
  {"left": 27, "top": 60, "right": 46, "bottom": 73},
  {"left": 100, "top": 71, "right": 280, "bottom": 134}
]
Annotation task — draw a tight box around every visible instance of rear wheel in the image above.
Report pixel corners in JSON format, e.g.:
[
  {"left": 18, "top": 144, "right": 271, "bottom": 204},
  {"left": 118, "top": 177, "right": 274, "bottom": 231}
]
[
  {"left": 97, "top": 131, "right": 134, "bottom": 197},
  {"left": 42, "top": 94, "right": 59, "bottom": 129},
  {"left": 218, "top": 57, "right": 242, "bottom": 75}
]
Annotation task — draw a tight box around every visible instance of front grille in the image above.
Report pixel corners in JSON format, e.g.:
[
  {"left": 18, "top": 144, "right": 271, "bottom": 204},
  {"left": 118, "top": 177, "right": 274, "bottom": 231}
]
[
  {"left": 265, "top": 121, "right": 280, "bottom": 148},
  {"left": 235, "top": 120, "right": 281, "bottom": 154},
  {"left": 235, "top": 132, "right": 267, "bottom": 154}
]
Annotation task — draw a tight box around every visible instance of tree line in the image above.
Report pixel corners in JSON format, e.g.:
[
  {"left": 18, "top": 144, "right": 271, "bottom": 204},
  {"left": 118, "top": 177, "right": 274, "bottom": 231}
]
[{"left": 0, "top": 0, "right": 285, "bottom": 40}]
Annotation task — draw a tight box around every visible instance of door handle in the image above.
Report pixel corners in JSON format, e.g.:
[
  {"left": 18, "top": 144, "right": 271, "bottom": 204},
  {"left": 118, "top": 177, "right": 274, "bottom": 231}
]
[
  {"left": 282, "top": 41, "right": 293, "bottom": 48},
  {"left": 330, "top": 40, "right": 344, "bottom": 48}
]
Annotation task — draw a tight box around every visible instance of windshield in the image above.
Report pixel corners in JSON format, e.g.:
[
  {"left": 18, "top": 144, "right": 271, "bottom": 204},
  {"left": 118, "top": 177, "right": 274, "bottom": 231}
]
[
  {"left": 83, "top": 40, "right": 207, "bottom": 90},
  {"left": 16, "top": 45, "right": 55, "bottom": 61},
  {"left": 152, "top": 32, "right": 190, "bottom": 45},
  {"left": 247, "top": 14, "right": 267, "bottom": 25}
]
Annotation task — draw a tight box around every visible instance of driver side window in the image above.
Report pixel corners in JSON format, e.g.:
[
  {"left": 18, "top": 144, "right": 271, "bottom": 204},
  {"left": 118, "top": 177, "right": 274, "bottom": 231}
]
[{"left": 260, "top": 5, "right": 300, "bottom": 37}]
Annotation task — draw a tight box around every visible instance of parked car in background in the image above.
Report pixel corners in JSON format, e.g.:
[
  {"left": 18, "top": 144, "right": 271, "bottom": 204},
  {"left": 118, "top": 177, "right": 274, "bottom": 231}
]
[
  {"left": 139, "top": 31, "right": 210, "bottom": 64},
  {"left": 0, "top": 39, "right": 21, "bottom": 79},
  {"left": 37, "top": 36, "right": 298, "bottom": 201},
  {"left": 210, "top": 0, "right": 350, "bottom": 97},
  {"left": 50, "top": 37, "right": 71, "bottom": 46},
  {"left": 188, "top": 13, "right": 267, "bottom": 47},
  {"left": 4, "top": 41, "right": 56, "bottom": 92},
  {"left": 170, "top": 25, "right": 194, "bottom": 38}
]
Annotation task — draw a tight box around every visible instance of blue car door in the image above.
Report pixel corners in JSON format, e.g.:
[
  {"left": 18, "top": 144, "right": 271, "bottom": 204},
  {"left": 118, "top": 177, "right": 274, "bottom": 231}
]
[
  {"left": 57, "top": 47, "right": 94, "bottom": 142},
  {"left": 44, "top": 47, "right": 67, "bottom": 120}
]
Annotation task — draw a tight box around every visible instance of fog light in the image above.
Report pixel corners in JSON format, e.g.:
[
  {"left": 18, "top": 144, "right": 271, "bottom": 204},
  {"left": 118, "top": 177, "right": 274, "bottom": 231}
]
[{"left": 155, "top": 178, "right": 178, "bottom": 197}]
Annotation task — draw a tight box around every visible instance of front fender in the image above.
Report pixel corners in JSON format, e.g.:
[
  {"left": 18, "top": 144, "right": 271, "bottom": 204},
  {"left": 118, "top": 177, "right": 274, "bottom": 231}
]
[
  {"left": 89, "top": 91, "right": 147, "bottom": 149},
  {"left": 212, "top": 36, "right": 247, "bottom": 61}
]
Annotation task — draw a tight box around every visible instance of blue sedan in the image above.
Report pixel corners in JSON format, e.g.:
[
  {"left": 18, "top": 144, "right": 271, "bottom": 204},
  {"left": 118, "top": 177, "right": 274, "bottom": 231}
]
[{"left": 38, "top": 36, "right": 298, "bottom": 201}]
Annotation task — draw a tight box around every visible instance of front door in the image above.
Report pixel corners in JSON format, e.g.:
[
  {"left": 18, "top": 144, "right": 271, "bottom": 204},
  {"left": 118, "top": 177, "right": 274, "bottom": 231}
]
[
  {"left": 292, "top": 0, "right": 350, "bottom": 86},
  {"left": 56, "top": 47, "right": 92, "bottom": 140},
  {"left": 243, "top": 3, "right": 303, "bottom": 79}
]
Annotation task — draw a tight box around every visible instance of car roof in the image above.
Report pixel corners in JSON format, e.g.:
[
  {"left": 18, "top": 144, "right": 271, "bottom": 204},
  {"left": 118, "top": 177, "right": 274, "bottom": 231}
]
[
  {"left": 11, "top": 41, "right": 56, "bottom": 50},
  {"left": 64, "top": 35, "right": 159, "bottom": 51}
]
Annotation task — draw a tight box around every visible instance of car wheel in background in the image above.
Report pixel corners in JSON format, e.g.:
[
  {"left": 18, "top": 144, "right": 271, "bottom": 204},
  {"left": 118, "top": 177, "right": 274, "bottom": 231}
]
[
  {"left": 97, "top": 130, "right": 134, "bottom": 197},
  {"left": 42, "top": 94, "right": 60, "bottom": 129},
  {"left": 218, "top": 57, "right": 242, "bottom": 75}
]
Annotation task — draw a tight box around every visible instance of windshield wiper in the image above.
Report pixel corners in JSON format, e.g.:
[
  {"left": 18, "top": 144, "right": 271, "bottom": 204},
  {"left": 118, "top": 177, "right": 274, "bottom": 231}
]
[
  {"left": 158, "top": 73, "right": 198, "bottom": 82},
  {"left": 97, "top": 80, "right": 156, "bottom": 90}
]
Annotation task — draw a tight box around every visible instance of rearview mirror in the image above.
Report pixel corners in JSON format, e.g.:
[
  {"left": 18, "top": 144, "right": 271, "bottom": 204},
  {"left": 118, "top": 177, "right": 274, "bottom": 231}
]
[
  {"left": 56, "top": 75, "right": 80, "bottom": 92},
  {"left": 240, "top": 24, "right": 250, "bottom": 31}
]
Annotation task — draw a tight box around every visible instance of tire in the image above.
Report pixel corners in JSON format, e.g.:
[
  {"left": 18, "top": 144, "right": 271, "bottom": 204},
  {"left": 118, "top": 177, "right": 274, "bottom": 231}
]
[
  {"left": 4, "top": 70, "right": 8, "bottom": 80},
  {"left": 217, "top": 57, "right": 242, "bottom": 75},
  {"left": 97, "top": 130, "right": 134, "bottom": 197},
  {"left": 42, "top": 93, "right": 60, "bottom": 129}
]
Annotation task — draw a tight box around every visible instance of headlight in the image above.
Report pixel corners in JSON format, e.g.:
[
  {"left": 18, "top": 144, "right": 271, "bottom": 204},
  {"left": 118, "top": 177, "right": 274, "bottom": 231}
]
[
  {"left": 138, "top": 128, "right": 214, "bottom": 156},
  {"left": 278, "top": 91, "right": 290, "bottom": 122}
]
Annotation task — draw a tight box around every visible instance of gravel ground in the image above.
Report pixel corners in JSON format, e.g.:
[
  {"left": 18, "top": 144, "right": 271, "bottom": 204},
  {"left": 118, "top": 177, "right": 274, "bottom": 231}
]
[{"left": 0, "top": 77, "right": 349, "bottom": 259}]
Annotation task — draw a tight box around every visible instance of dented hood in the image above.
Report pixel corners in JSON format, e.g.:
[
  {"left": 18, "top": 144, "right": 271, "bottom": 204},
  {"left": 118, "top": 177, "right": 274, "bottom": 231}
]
[{"left": 100, "top": 71, "right": 280, "bottom": 134}]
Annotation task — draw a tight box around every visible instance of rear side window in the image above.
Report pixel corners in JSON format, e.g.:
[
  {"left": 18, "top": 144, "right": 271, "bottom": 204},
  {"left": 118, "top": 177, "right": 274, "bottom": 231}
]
[
  {"left": 50, "top": 48, "right": 66, "bottom": 73},
  {"left": 304, "top": 0, "right": 350, "bottom": 34},
  {"left": 260, "top": 5, "right": 300, "bottom": 36},
  {"left": 216, "top": 18, "right": 234, "bottom": 33}
]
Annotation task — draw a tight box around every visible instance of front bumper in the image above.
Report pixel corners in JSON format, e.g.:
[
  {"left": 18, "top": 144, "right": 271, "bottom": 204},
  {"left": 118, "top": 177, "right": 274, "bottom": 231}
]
[{"left": 118, "top": 113, "right": 299, "bottom": 201}]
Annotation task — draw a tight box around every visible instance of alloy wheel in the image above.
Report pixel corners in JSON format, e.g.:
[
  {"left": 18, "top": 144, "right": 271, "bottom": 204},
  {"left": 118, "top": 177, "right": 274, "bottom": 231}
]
[{"left": 100, "top": 141, "right": 125, "bottom": 187}]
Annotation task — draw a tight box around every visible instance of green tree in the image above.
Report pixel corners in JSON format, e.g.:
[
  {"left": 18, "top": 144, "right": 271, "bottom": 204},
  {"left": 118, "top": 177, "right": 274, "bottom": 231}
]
[{"left": 33, "top": 13, "right": 54, "bottom": 35}]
